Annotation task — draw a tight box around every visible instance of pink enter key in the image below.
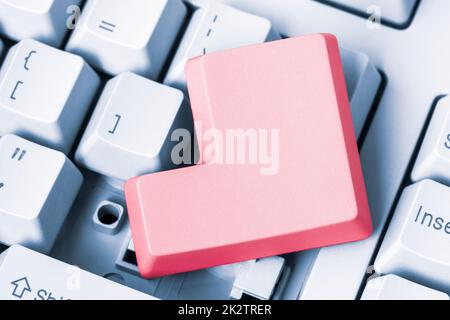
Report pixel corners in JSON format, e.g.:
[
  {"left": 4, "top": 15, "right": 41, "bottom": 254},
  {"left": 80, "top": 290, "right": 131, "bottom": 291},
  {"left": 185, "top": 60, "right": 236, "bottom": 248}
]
[{"left": 125, "top": 34, "right": 373, "bottom": 278}]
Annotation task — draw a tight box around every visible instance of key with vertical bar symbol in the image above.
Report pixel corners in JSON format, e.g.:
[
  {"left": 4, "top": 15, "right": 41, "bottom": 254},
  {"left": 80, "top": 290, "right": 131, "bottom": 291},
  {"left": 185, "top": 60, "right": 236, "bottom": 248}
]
[{"left": 164, "top": 2, "right": 280, "bottom": 92}]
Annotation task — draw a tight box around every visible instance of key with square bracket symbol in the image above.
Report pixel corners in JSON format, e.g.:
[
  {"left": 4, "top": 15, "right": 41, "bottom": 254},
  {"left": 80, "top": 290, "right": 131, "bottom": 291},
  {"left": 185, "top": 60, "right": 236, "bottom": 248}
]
[
  {"left": 0, "top": 39, "right": 100, "bottom": 153},
  {"left": 76, "top": 72, "right": 191, "bottom": 182}
]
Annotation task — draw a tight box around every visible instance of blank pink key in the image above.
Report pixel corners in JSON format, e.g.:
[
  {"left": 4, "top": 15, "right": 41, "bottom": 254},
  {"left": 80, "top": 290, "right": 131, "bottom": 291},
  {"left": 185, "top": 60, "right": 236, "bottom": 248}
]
[{"left": 125, "top": 34, "right": 373, "bottom": 278}]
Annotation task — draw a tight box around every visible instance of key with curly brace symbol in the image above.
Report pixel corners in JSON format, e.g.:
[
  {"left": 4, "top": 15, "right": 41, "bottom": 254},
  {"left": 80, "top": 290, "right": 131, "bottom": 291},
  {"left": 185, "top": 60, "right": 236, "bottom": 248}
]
[{"left": 24, "top": 51, "right": 37, "bottom": 71}]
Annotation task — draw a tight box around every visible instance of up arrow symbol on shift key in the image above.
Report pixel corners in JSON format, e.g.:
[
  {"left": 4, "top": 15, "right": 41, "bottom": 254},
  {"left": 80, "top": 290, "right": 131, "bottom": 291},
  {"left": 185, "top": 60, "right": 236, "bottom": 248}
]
[{"left": 11, "top": 277, "right": 32, "bottom": 299}]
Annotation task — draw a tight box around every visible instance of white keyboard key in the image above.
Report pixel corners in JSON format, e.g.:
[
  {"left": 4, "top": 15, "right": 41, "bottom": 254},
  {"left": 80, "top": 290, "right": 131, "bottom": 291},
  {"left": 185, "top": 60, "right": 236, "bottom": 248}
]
[
  {"left": 164, "top": 2, "right": 280, "bottom": 91},
  {"left": 0, "top": 39, "right": 100, "bottom": 153},
  {"left": 76, "top": 72, "right": 187, "bottom": 181},
  {"left": 0, "top": 0, "right": 81, "bottom": 47},
  {"left": 341, "top": 48, "right": 381, "bottom": 138},
  {"left": 0, "top": 135, "right": 82, "bottom": 253},
  {"left": 361, "top": 275, "right": 449, "bottom": 300},
  {"left": 322, "top": 0, "right": 418, "bottom": 26},
  {"left": 374, "top": 180, "right": 450, "bottom": 292},
  {"left": 412, "top": 97, "right": 450, "bottom": 185},
  {"left": 66, "top": 0, "right": 187, "bottom": 79},
  {"left": 230, "top": 257, "right": 286, "bottom": 300},
  {"left": 0, "top": 245, "right": 155, "bottom": 300}
]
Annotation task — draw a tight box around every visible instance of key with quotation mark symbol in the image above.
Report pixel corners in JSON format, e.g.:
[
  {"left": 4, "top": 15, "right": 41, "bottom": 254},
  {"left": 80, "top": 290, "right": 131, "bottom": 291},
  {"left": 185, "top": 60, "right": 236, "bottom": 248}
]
[
  {"left": 11, "top": 147, "right": 26, "bottom": 161},
  {"left": 0, "top": 135, "right": 83, "bottom": 253}
]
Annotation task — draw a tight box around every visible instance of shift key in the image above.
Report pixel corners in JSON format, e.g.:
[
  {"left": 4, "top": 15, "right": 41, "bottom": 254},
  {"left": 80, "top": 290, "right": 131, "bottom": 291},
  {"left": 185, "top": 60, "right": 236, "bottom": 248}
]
[{"left": 0, "top": 245, "right": 155, "bottom": 300}]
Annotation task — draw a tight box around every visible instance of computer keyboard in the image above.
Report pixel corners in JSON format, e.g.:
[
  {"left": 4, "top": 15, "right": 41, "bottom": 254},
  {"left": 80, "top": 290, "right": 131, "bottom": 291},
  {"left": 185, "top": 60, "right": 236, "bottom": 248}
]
[{"left": 0, "top": 0, "right": 449, "bottom": 300}]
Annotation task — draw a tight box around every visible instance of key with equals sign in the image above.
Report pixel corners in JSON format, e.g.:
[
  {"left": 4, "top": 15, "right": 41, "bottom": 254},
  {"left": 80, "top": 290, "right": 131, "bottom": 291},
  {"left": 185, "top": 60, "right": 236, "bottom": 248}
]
[{"left": 99, "top": 20, "right": 116, "bottom": 32}]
